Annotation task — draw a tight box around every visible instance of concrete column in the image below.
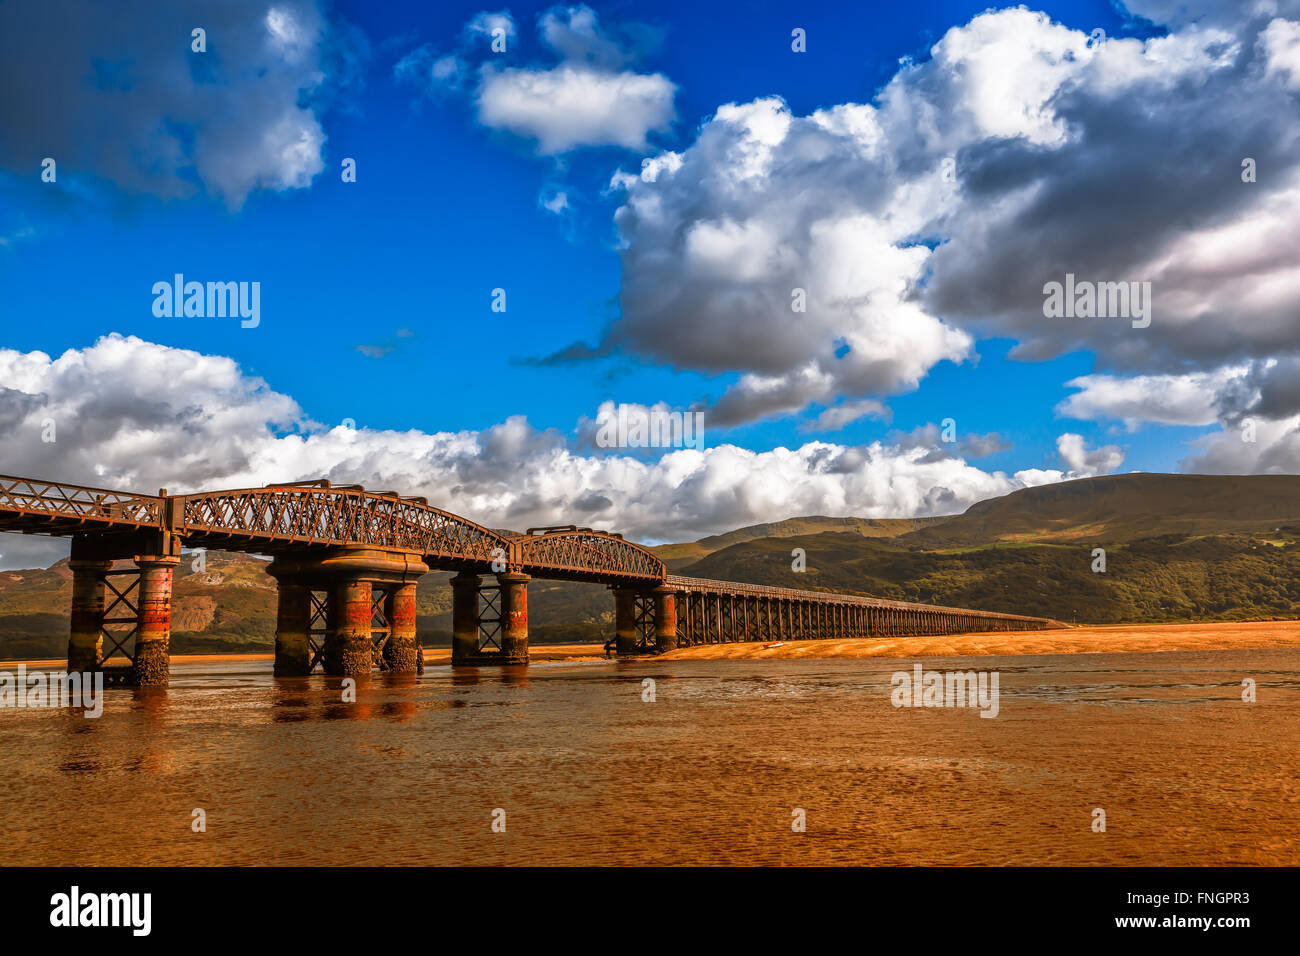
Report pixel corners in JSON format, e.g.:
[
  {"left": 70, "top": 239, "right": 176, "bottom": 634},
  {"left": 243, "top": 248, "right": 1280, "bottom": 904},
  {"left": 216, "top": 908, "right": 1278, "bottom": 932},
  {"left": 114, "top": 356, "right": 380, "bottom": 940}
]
[
  {"left": 67, "top": 559, "right": 111, "bottom": 672},
  {"left": 614, "top": 587, "right": 638, "bottom": 656},
  {"left": 653, "top": 586, "right": 678, "bottom": 653},
  {"left": 450, "top": 572, "right": 481, "bottom": 664},
  {"left": 498, "top": 572, "right": 530, "bottom": 664},
  {"left": 325, "top": 576, "right": 373, "bottom": 677},
  {"left": 132, "top": 555, "right": 180, "bottom": 687},
  {"left": 383, "top": 582, "right": 420, "bottom": 673},
  {"left": 274, "top": 583, "right": 312, "bottom": 676}
]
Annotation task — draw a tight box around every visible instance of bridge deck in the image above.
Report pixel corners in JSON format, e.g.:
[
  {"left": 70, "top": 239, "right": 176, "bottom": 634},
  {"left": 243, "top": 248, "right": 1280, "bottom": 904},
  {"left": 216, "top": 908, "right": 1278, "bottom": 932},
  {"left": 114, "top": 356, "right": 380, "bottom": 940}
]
[
  {"left": 0, "top": 473, "right": 1062, "bottom": 626},
  {"left": 667, "top": 574, "right": 1058, "bottom": 625}
]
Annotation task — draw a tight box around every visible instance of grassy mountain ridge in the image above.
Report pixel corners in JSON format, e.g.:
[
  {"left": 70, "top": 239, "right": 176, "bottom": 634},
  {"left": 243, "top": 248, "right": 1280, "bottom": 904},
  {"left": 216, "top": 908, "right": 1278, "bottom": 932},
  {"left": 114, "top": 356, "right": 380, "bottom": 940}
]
[
  {"left": 902, "top": 473, "right": 1300, "bottom": 547},
  {"left": 675, "top": 475, "right": 1300, "bottom": 624},
  {"left": 656, "top": 515, "right": 947, "bottom": 568}
]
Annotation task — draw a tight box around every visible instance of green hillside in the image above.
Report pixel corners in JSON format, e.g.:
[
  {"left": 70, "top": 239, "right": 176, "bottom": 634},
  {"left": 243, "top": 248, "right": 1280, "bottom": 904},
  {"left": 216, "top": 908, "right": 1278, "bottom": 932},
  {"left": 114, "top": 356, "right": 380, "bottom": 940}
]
[
  {"left": 676, "top": 474, "right": 1300, "bottom": 623},
  {"left": 656, "top": 515, "right": 946, "bottom": 568}
]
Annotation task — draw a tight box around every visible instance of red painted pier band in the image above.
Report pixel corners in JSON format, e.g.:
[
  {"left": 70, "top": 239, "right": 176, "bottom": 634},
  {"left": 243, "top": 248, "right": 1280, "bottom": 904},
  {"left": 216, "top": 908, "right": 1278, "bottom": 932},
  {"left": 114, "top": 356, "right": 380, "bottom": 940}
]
[{"left": 0, "top": 474, "right": 1065, "bottom": 686}]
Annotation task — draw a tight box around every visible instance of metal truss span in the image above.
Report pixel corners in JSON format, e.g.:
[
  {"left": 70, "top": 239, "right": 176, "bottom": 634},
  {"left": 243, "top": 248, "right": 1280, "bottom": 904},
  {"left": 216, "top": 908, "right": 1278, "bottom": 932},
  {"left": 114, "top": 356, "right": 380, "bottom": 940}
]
[
  {"left": 666, "top": 574, "right": 1060, "bottom": 627},
  {"left": 180, "top": 483, "right": 508, "bottom": 566},
  {"left": 510, "top": 526, "right": 666, "bottom": 583},
  {"left": 0, "top": 474, "right": 162, "bottom": 535}
]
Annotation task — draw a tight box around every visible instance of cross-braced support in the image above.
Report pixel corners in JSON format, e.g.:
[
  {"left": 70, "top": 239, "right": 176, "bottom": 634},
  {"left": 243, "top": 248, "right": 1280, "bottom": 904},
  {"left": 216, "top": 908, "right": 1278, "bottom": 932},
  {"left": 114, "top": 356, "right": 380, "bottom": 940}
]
[
  {"left": 268, "top": 549, "right": 428, "bottom": 677},
  {"left": 611, "top": 585, "right": 678, "bottom": 656},
  {"left": 66, "top": 553, "right": 178, "bottom": 687},
  {"left": 451, "top": 571, "right": 529, "bottom": 665}
]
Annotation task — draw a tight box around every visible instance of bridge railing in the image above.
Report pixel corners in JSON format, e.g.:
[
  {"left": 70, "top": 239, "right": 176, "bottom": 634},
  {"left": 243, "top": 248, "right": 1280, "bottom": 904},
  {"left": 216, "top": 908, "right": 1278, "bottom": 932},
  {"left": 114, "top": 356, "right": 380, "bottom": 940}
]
[
  {"left": 0, "top": 474, "right": 161, "bottom": 527},
  {"left": 178, "top": 485, "right": 509, "bottom": 563},
  {"left": 666, "top": 574, "right": 1059, "bottom": 625}
]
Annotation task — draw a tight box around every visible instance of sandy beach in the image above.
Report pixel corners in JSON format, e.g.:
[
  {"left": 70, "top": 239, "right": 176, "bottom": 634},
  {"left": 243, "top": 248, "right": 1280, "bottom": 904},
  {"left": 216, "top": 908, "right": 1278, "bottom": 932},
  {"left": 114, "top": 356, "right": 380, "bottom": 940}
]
[
  {"left": 658, "top": 619, "right": 1300, "bottom": 659},
  {"left": 4, "top": 620, "right": 1298, "bottom": 668}
]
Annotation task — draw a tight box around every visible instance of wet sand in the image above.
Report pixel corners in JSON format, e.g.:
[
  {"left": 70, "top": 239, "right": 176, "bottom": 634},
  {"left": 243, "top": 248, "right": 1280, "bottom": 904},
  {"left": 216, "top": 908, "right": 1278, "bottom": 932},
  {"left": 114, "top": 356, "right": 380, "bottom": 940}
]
[
  {"left": 5, "top": 621, "right": 1298, "bottom": 668},
  {"left": 4, "top": 647, "right": 1297, "bottom": 865}
]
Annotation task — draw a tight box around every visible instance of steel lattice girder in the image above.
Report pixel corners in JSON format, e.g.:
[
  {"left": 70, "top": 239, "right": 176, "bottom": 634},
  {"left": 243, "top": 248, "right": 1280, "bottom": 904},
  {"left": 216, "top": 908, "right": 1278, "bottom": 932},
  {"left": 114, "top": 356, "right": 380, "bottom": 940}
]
[
  {"left": 1, "top": 472, "right": 1063, "bottom": 629},
  {"left": 508, "top": 529, "right": 665, "bottom": 583},
  {"left": 0, "top": 474, "right": 160, "bottom": 534},
  {"left": 180, "top": 487, "right": 508, "bottom": 563}
]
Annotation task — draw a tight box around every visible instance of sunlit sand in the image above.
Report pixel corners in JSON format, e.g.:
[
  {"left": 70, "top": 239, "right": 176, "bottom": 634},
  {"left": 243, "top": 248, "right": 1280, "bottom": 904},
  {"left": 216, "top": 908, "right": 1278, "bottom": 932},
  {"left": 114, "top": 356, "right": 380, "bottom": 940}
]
[{"left": 4, "top": 620, "right": 1297, "bottom": 668}]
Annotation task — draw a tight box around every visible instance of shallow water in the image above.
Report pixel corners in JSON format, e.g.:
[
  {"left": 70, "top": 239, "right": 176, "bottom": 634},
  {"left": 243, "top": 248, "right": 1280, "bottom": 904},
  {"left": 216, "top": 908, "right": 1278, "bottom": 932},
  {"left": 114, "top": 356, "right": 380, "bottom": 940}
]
[{"left": 3, "top": 648, "right": 1297, "bottom": 865}]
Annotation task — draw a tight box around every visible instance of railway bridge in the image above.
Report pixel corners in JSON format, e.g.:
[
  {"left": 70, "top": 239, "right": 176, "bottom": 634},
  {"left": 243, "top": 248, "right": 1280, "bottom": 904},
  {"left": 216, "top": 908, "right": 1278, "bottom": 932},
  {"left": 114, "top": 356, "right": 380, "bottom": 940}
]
[{"left": 0, "top": 474, "right": 1063, "bottom": 685}]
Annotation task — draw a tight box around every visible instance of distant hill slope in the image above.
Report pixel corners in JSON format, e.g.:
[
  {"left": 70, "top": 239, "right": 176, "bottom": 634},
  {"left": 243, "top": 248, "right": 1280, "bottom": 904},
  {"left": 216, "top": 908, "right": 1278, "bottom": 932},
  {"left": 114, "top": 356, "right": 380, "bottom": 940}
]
[
  {"left": 901, "top": 473, "right": 1300, "bottom": 547},
  {"left": 676, "top": 475, "right": 1300, "bottom": 624},
  {"left": 1, "top": 473, "right": 1297, "bottom": 656},
  {"left": 654, "top": 515, "right": 947, "bottom": 568}
]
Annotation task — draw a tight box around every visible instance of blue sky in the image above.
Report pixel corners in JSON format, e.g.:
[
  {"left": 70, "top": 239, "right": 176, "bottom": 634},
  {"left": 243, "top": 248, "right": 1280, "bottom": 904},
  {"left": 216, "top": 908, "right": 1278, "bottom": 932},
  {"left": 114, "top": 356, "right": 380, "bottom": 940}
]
[{"left": 1, "top": 0, "right": 1297, "bottom": 564}]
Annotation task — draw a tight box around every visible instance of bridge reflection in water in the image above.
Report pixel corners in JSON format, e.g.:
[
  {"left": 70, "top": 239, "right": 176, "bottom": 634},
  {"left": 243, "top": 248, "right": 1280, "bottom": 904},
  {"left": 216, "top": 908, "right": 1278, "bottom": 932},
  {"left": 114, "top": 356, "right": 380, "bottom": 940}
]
[{"left": 0, "top": 473, "right": 1063, "bottom": 686}]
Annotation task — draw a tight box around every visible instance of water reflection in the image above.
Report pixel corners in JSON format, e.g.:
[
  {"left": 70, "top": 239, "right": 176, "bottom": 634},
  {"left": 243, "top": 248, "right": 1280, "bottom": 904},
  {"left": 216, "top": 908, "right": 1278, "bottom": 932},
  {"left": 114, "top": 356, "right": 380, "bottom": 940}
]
[{"left": 3, "top": 648, "right": 1298, "bottom": 866}]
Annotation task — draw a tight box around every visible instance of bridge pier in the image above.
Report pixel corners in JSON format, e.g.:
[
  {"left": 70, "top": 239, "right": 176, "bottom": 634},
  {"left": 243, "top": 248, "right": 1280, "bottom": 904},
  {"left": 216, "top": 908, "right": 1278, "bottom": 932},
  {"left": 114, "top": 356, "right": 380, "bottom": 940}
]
[
  {"left": 499, "top": 572, "right": 530, "bottom": 663},
  {"left": 273, "top": 583, "right": 313, "bottom": 676},
  {"left": 65, "top": 534, "right": 183, "bottom": 687},
  {"left": 67, "top": 558, "right": 112, "bottom": 672},
  {"left": 132, "top": 555, "right": 181, "bottom": 687},
  {"left": 268, "top": 549, "right": 428, "bottom": 677},
  {"left": 325, "top": 577, "right": 373, "bottom": 677},
  {"left": 611, "top": 585, "right": 677, "bottom": 655},
  {"left": 653, "top": 585, "right": 677, "bottom": 652},
  {"left": 383, "top": 582, "right": 420, "bottom": 672},
  {"left": 451, "top": 571, "right": 530, "bottom": 665},
  {"left": 613, "top": 587, "right": 638, "bottom": 656}
]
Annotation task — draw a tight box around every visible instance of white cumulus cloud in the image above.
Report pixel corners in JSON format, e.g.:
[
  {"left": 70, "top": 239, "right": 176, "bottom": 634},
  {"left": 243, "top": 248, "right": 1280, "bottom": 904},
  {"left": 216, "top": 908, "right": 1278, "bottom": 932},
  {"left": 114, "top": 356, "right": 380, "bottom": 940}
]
[
  {"left": 398, "top": 4, "right": 675, "bottom": 154},
  {"left": 0, "top": 336, "right": 1082, "bottom": 569}
]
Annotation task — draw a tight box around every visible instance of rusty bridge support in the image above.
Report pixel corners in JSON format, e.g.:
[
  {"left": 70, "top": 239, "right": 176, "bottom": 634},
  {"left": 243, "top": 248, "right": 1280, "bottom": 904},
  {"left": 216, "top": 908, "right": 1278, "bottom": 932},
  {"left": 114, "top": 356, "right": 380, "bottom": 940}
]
[
  {"left": 653, "top": 585, "right": 678, "bottom": 653},
  {"left": 65, "top": 534, "right": 183, "bottom": 687},
  {"left": 267, "top": 549, "right": 428, "bottom": 678},
  {"left": 326, "top": 576, "right": 373, "bottom": 677},
  {"left": 385, "top": 582, "right": 421, "bottom": 673},
  {"left": 450, "top": 571, "right": 530, "bottom": 666},
  {"left": 613, "top": 586, "right": 639, "bottom": 656},
  {"left": 67, "top": 558, "right": 111, "bottom": 673},
  {"left": 133, "top": 555, "right": 181, "bottom": 686},
  {"left": 273, "top": 583, "right": 313, "bottom": 677},
  {"left": 611, "top": 584, "right": 673, "bottom": 657}
]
